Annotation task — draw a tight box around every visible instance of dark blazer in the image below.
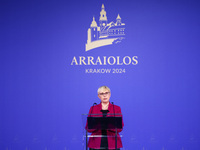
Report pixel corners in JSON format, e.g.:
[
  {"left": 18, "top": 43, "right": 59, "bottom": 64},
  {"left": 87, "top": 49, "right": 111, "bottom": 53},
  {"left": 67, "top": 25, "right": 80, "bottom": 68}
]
[{"left": 86, "top": 102, "right": 124, "bottom": 149}]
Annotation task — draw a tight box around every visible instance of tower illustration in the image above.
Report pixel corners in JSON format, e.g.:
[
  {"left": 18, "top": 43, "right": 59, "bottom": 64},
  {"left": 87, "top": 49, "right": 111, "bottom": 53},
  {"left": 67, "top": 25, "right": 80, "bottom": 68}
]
[{"left": 86, "top": 4, "right": 125, "bottom": 51}]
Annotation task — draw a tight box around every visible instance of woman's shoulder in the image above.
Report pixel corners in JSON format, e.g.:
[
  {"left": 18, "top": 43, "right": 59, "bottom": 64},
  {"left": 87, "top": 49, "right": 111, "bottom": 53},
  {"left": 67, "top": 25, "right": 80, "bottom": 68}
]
[
  {"left": 110, "top": 103, "right": 121, "bottom": 110},
  {"left": 89, "top": 103, "right": 101, "bottom": 110}
]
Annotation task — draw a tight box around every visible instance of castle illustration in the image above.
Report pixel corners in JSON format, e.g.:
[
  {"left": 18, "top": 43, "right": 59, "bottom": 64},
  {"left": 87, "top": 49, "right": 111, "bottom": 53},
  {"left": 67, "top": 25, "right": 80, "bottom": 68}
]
[{"left": 86, "top": 4, "right": 125, "bottom": 51}]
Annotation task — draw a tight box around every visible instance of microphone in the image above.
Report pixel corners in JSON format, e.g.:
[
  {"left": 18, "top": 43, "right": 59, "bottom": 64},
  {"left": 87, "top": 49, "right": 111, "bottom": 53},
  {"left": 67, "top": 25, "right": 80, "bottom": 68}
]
[
  {"left": 111, "top": 102, "right": 115, "bottom": 117},
  {"left": 90, "top": 102, "right": 97, "bottom": 115}
]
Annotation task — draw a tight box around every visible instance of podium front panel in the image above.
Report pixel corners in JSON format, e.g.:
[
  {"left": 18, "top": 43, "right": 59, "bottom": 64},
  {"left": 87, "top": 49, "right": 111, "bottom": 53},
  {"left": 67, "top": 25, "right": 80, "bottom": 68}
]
[{"left": 87, "top": 116, "right": 122, "bottom": 130}]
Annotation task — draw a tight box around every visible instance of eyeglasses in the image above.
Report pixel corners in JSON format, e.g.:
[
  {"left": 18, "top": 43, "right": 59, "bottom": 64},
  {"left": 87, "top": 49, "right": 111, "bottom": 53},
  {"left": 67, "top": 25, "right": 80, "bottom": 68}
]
[{"left": 98, "top": 92, "right": 110, "bottom": 96}]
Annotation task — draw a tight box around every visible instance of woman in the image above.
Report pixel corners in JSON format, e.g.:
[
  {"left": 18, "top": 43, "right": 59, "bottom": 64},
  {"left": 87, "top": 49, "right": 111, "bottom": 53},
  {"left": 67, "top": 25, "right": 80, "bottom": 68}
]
[{"left": 86, "top": 86, "right": 124, "bottom": 150}]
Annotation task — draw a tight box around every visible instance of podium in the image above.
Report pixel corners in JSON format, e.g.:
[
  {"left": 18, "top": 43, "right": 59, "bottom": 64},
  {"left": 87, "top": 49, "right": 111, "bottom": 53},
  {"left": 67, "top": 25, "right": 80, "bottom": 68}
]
[{"left": 82, "top": 113, "right": 123, "bottom": 150}]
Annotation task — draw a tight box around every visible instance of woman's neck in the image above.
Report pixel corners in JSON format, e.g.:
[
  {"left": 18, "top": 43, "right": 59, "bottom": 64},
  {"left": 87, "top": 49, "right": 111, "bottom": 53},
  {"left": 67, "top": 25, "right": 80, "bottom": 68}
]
[{"left": 101, "top": 102, "right": 109, "bottom": 110}]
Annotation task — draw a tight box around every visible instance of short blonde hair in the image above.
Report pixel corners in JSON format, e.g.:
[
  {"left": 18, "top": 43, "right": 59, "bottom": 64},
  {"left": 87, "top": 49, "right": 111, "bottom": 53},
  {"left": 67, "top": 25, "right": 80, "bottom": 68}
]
[{"left": 97, "top": 86, "right": 111, "bottom": 94}]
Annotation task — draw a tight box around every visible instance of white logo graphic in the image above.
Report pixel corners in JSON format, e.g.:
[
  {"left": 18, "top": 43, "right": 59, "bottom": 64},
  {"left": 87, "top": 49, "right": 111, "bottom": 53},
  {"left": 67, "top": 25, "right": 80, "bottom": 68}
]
[{"left": 86, "top": 4, "right": 125, "bottom": 51}]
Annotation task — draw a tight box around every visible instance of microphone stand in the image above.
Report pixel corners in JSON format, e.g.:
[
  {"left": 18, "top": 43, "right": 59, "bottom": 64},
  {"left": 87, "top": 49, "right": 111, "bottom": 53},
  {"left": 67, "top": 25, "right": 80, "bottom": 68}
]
[{"left": 112, "top": 102, "right": 117, "bottom": 150}]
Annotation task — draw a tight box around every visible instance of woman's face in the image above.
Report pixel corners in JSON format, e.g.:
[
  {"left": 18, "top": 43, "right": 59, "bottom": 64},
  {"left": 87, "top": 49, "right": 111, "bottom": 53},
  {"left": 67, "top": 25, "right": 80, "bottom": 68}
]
[{"left": 98, "top": 88, "right": 111, "bottom": 103}]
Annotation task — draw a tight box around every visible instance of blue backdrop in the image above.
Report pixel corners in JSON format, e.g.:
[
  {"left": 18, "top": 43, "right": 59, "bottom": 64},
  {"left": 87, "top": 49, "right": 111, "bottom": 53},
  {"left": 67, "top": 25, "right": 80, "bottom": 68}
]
[{"left": 0, "top": 0, "right": 200, "bottom": 150}]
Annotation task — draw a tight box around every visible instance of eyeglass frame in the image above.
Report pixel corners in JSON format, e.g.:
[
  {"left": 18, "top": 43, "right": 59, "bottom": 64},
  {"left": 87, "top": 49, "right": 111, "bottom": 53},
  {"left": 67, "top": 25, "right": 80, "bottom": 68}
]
[{"left": 98, "top": 92, "right": 110, "bottom": 96}]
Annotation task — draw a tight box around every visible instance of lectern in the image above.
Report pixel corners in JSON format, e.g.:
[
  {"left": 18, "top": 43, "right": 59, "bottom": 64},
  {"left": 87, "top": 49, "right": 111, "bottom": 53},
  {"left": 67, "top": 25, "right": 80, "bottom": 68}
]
[{"left": 82, "top": 113, "right": 123, "bottom": 150}]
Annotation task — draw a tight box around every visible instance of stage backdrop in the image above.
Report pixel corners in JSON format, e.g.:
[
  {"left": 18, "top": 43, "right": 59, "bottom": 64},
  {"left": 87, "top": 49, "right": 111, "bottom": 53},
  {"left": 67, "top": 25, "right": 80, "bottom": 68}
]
[{"left": 0, "top": 0, "right": 200, "bottom": 150}]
